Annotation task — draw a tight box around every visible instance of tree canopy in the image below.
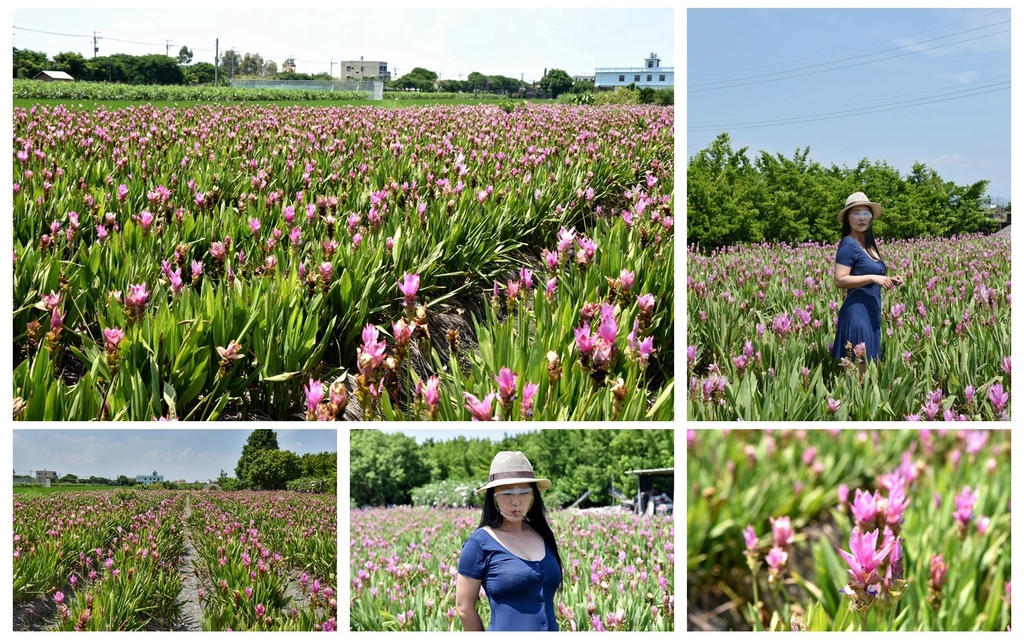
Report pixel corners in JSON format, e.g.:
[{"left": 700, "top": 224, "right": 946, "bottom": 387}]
[
  {"left": 539, "top": 68, "right": 573, "bottom": 98},
  {"left": 351, "top": 429, "right": 673, "bottom": 508},
  {"left": 688, "top": 133, "right": 1000, "bottom": 250}
]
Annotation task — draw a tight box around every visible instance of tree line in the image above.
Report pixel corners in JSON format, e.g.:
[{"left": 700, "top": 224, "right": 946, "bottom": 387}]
[
  {"left": 688, "top": 133, "right": 1004, "bottom": 251},
  {"left": 349, "top": 429, "right": 674, "bottom": 508}
]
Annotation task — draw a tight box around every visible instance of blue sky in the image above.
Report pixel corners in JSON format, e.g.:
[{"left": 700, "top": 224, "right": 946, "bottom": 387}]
[
  {"left": 11, "top": 3, "right": 674, "bottom": 84},
  {"left": 687, "top": 8, "right": 1011, "bottom": 201},
  {"left": 13, "top": 429, "right": 337, "bottom": 482}
]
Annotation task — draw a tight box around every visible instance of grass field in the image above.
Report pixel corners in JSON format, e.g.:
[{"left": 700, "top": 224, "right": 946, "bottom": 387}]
[{"left": 12, "top": 97, "right": 532, "bottom": 111}]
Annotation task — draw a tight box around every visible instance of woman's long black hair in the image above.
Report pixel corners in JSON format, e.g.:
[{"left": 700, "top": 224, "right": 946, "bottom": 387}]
[
  {"left": 479, "top": 485, "right": 564, "bottom": 574},
  {"left": 840, "top": 210, "right": 882, "bottom": 259}
]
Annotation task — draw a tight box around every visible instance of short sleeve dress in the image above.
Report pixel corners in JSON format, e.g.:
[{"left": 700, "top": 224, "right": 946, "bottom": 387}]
[
  {"left": 831, "top": 236, "right": 886, "bottom": 361},
  {"left": 457, "top": 528, "right": 562, "bottom": 632}
]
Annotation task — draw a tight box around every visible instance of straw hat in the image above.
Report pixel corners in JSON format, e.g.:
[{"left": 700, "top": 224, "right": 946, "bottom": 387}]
[
  {"left": 838, "top": 192, "right": 882, "bottom": 223},
  {"left": 476, "top": 451, "right": 551, "bottom": 493}
]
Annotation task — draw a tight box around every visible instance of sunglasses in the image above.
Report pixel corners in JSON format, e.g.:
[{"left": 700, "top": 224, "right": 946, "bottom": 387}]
[{"left": 495, "top": 487, "right": 534, "bottom": 497}]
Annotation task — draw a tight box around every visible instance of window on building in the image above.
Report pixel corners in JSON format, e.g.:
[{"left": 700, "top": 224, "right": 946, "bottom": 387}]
[
  {"left": 647, "top": 75, "right": 652, "bottom": 82},
  {"left": 647, "top": 60, "right": 654, "bottom": 68},
  {"left": 619, "top": 74, "right": 625, "bottom": 82},
  {"left": 634, "top": 74, "right": 640, "bottom": 81},
  {"left": 659, "top": 74, "right": 666, "bottom": 82}
]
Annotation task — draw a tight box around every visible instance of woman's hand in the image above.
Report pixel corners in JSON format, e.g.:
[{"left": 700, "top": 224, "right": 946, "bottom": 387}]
[
  {"left": 892, "top": 275, "right": 905, "bottom": 287},
  {"left": 875, "top": 275, "right": 896, "bottom": 291}
]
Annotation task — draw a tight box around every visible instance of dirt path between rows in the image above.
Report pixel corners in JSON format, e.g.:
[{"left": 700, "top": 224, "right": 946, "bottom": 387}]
[{"left": 170, "top": 493, "right": 204, "bottom": 631}]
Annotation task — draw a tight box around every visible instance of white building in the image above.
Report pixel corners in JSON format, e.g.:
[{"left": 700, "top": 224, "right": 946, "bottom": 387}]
[
  {"left": 339, "top": 57, "right": 391, "bottom": 81},
  {"left": 136, "top": 470, "right": 164, "bottom": 485},
  {"left": 594, "top": 52, "right": 673, "bottom": 90}
]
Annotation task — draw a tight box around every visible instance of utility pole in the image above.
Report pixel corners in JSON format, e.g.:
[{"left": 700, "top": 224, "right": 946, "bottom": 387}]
[
  {"left": 215, "top": 38, "right": 219, "bottom": 86},
  {"left": 93, "top": 31, "right": 101, "bottom": 58},
  {"left": 330, "top": 59, "right": 335, "bottom": 78},
  {"left": 166, "top": 40, "right": 172, "bottom": 56}
]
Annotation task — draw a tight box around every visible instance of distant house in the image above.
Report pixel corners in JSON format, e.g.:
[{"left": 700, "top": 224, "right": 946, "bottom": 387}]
[
  {"left": 136, "top": 470, "right": 164, "bottom": 485},
  {"left": 595, "top": 53, "right": 674, "bottom": 90},
  {"left": 573, "top": 75, "right": 595, "bottom": 84},
  {"left": 35, "top": 469, "right": 58, "bottom": 480},
  {"left": 34, "top": 70, "right": 75, "bottom": 82},
  {"left": 339, "top": 57, "right": 390, "bottom": 81}
]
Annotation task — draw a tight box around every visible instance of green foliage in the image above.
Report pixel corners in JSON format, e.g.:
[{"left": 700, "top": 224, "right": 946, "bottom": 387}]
[
  {"left": 592, "top": 86, "right": 640, "bottom": 105},
  {"left": 12, "top": 79, "right": 368, "bottom": 102},
  {"left": 285, "top": 475, "right": 336, "bottom": 494},
  {"left": 235, "top": 429, "right": 279, "bottom": 486},
  {"left": 360, "top": 429, "right": 673, "bottom": 509},
  {"left": 410, "top": 479, "right": 482, "bottom": 508},
  {"left": 14, "top": 47, "right": 49, "bottom": 79},
  {"left": 539, "top": 68, "right": 574, "bottom": 98},
  {"left": 688, "top": 133, "right": 999, "bottom": 249},
  {"left": 349, "top": 430, "right": 431, "bottom": 506},
  {"left": 241, "top": 449, "right": 302, "bottom": 490}
]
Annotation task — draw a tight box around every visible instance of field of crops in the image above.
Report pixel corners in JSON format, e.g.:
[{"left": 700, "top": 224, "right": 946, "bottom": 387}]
[
  {"left": 12, "top": 102, "right": 673, "bottom": 421},
  {"left": 350, "top": 506, "right": 674, "bottom": 631},
  {"left": 687, "top": 234, "right": 1010, "bottom": 420},
  {"left": 688, "top": 429, "right": 1011, "bottom": 631},
  {"left": 13, "top": 489, "right": 337, "bottom": 631}
]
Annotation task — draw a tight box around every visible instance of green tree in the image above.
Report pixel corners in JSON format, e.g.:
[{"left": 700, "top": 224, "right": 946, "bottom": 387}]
[
  {"left": 220, "top": 50, "right": 241, "bottom": 79},
  {"left": 52, "top": 51, "right": 90, "bottom": 78},
  {"left": 299, "top": 451, "right": 338, "bottom": 477},
  {"left": 350, "top": 430, "right": 430, "bottom": 506},
  {"left": 539, "top": 68, "right": 573, "bottom": 98},
  {"left": 177, "top": 46, "right": 193, "bottom": 65},
  {"left": 263, "top": 60, "right": 278, "bottom": 77},
  {"left": 687, "top": 133, "right": 763, "bottom": 248},
  {"left": 392, "top": 67, "right": 438, "bottom": 92},
  {"left": 239, "top": 52, "right": 264, "bottom": 77},
  {"left": 184, "top": 61, "right": 216, "bottom": 85},
  {"left": 241, "top": 449, "right": 301, "bottom": 490},
  {"left": 13, "top": 48, "right": 49, "bottom": 79},
  {"left": 235, "top": 429, "right": 279, "bottom": 486}
]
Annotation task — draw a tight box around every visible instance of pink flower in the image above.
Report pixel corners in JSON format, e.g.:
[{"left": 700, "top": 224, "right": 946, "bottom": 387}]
[
  {"left": 521, "top": 382, "right": 539, "bottom": 418},
  {"left": 397, "top": 272, "right": 420, "bottom": 307},
  {"left": 249, "top": 218, "right": 261, "bottom": 234},
  {"left": 494, "top": 367, "right": 518, "bottom": 403},
  {"left": 743, "top": 525, "right": 758, "bottom": 551},
  {"left": 765, "top": 546, "right": 788, "bottom": 573},
  {"left": 103, "top": 327, "right": 123, "bottom": 346},
  {"left": 304, "top": 378, "right": 324, "bottom": 413},
  {"left": 209, "top": 241, "right": 226, "bottom": 261},
  {"left": 953, "top": 486, "right": 978, "bottom": 526},
  {"left": 463, "top": 391, "right": 498, "bottom": 421},
  {"left": 770, "top": 516, "right": 794, "bottom": 548},
  {"left": 637, "top": 293, "right": 655, "bottom": 312},
  {"left": 929, "top": 554, "right": 948, "bottom": 589},
  {"left": 987, "top": 382, "right": 1009, "bottom": 412},
  {"left": 851, "top": 489, "right": 878, "bottom": 529},
  {"left": 422, "top": 376, "right": 441, "bottom": 409},
  {"left": 836, "top": 528, "right": 893, "bottom": 586},
  {"left": 319, "top": 262, "right": 333, "bottom": 284},
  {"left": 826, "top": 397, "right": 841, "bottom": 414}
]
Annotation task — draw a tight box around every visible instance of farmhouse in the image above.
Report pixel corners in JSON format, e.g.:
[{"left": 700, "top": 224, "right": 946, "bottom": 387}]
[
  {"left": 34, "top": 70, "right": 75, "bottom": 82},
  {"left": 136, "top": 470, "right": 164, "bottom": 485},
  {"left": 594, "top": 53, "right": 673, "bottom": 90},
  {"left": 339, "top": 56, "right": 391, "bottom": 81},
  {"left": 35, "top": 469, "right": 58, "bottom": 480}
]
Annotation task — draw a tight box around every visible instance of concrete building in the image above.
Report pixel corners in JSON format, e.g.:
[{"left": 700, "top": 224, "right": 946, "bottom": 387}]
[
  {"left": 340, "top": 57, "right": 390, "bottom": 81},
  {"left": 594, "top": 52, "right": 673, "bottom": 90},
  {"left": 35, "top": 469, "right": 58, "bottom": 480},
  {"left": 573, "top": 74, "right": 595, "bottom": 84},
  {"left": 136, "top": 470, "right": 164, "bottom": 485}
]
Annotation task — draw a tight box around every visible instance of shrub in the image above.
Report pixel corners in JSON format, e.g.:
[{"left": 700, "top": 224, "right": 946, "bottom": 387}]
[
  {"left": 286, "top": 475, "right": 337, "bottom": 494},
  {"left": 410, "top": 479, "right": 482, "bottom": 508}
]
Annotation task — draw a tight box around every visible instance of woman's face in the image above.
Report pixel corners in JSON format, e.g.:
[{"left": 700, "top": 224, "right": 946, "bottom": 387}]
[
  {"left": 494, "top": 483, "right": 534, "bottom": 521},
  {"left": 848, "top": 206, "right": 873, "bottom": 232}
]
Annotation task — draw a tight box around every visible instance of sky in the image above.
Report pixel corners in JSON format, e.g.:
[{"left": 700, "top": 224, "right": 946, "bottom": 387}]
[
  {"left": 12, "top": 429, "right": 337, "bottom": 482},
  {"left": 687, "top": 7, "right": 1011, "bottom": 202},
  {"left": 11, "top": 2, "right": 675, "bottom": 84}
]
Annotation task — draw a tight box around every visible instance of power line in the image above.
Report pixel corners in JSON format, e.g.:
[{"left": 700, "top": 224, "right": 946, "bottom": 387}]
[
  {"left": 688, "top": 82, "right": 1009, "bottom": 132},
  {"left": 689, "top": 9, "right": 1009, "bottom": 82},
  {"left": 690, "top": 23, "right": 1010, "bottom": 93}
]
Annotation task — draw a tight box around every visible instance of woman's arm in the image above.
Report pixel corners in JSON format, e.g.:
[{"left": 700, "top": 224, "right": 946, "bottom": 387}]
[
  {"left": 455, "top": 574, "right": 485, "bottom": 631},
  {"left": 834, "top": 263, "right": 894, "bottom": 291}
]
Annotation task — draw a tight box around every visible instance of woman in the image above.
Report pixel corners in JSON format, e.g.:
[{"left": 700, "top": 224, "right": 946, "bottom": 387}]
[
  {"left": 831, "top": 192, "right": 903, "bottom": 373},
  {"left": 456, "top": 451, "right": 563, "bottom": 632}
]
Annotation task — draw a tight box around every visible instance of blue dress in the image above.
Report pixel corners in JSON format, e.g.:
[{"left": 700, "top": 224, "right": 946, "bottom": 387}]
[
  {"left": 831, "top": 236, "right": 886, "bottom": 361},
  {"left": 458, "top": 528, "right": 562, "bottom": 631}
]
